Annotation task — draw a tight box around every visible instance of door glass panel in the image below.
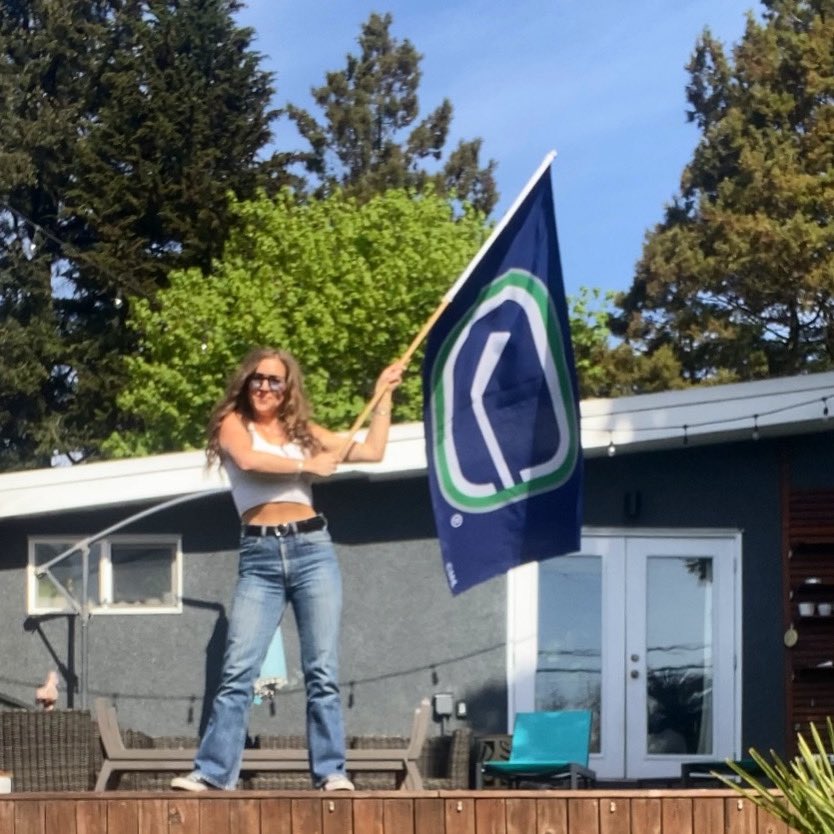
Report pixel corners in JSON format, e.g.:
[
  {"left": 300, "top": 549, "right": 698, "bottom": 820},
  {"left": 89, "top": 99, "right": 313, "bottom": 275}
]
[
  {"left": 646, "top": 556, "right": 713, "bottom": 755},
  {"left": 535, "top": 555, "right": 602, "bottom": 753}
]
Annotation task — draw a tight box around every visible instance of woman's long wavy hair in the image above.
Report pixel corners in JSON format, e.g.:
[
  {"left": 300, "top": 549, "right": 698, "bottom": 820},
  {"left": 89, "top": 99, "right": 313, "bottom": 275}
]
[{"left": 206, "top": 347, "right": 320, "bottom": 466}]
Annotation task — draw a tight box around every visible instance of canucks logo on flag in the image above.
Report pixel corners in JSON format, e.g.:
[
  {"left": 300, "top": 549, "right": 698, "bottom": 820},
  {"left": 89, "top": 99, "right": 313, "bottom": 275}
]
[{"left": 423, "top": 162, "right": 583, "bottom": 594}]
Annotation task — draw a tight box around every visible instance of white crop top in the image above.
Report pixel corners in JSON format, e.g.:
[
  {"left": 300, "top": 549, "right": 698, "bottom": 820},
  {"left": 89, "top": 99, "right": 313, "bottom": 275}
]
[{"left": 223, "top": 426, "right": 313, "bottom": 516}]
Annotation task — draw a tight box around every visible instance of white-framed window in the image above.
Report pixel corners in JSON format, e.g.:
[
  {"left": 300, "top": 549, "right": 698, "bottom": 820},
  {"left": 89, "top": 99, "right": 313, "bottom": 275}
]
[{"left": 28, "top": 535, "right": 183, "bottom": 615}]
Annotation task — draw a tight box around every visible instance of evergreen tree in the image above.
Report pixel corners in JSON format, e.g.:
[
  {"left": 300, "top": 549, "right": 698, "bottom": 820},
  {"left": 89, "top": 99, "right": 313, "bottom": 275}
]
[
  {"left": 0, "top": 0, "right": 277, "bottom": 471},
  {"left": 613, "top": 0, "right": 834, "bottom": 383},
  {"left": 286, "top": 12, "right": 498, "bottom": 215},
  {"left": 569, "top": 288, "right": 686, "bottom": 399}
]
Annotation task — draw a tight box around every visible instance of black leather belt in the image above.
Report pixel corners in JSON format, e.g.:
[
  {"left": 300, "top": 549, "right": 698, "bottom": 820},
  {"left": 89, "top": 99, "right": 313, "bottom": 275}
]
[{"left": 242, "top": 514, "right": 326, "bottom": 538}]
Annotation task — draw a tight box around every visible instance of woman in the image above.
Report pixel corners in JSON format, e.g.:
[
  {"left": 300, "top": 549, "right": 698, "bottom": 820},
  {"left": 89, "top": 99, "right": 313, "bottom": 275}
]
[{"left": 171, "top": 347, "right": 404, "bottom": 792}]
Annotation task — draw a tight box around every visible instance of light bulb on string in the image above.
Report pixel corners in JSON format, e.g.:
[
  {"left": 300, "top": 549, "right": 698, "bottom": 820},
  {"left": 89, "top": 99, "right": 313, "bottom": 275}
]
[
  {"left": 607, "top": 433, "right": 616, "bottom": 457},
  {"left": 682, "top": 424, "right": 689, "bottom": 446},
  {"left": 823, "top": 398, "right": 829, "bottom": 421}
]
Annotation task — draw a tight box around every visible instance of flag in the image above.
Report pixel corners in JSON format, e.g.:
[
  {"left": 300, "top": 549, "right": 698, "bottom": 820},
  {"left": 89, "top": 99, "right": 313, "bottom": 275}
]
[{"left": 422, "top": 159, "right": 583, "bottom": 594}]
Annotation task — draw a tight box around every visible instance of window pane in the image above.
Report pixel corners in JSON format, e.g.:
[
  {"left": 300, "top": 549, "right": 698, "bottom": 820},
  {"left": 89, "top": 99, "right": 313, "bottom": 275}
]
[
  {"left": 535, "top": 555, "right": 602, "bottom": 753},
  {"left": 110, "top": 544, "right": 175, "bottom": 605},
  {"left": 34, "top": 542, "right": 101, "bottom": 608},
  {"left": 646, "top": 556, "right": 713, "bottom": 755}
]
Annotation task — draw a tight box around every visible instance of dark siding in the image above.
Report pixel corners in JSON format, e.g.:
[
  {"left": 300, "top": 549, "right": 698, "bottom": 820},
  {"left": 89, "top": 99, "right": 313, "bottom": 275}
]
[{"left": 584, "top": 436, "right": 785, "bottom": 755}]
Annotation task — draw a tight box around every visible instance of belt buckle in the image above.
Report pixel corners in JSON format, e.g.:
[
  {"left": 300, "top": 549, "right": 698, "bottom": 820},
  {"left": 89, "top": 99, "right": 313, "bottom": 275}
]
[{"left": 275, "top": 523, "right": 290, "bottom": 537}]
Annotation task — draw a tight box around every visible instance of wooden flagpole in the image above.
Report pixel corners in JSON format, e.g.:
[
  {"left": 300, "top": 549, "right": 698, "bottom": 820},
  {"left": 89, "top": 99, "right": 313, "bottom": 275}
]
[{"left": 337, "top": 150, "right": 557, "bottom": 460}]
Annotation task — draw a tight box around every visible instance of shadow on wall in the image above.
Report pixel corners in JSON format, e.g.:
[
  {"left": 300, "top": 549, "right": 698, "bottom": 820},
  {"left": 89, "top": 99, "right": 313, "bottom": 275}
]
[
  {"left": 181, "top": 598, "right": 227, "bottom": 736},
  {"left": 22, "top": 613, "right": 78, "bottom": 708},
  {"left": 464, "top": 682, "right": 508, "bottom": 735},
  {"left": 316, "top": 477, "right": 437, "bottom": 545},
  {"left": 18, "top": 599, "right": 227, "bottom": 724}
]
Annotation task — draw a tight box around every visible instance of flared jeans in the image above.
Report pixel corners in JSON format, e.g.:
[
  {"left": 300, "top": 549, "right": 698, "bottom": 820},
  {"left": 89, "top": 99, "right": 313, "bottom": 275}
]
[{"left": 193, "top": 526, "right": 346, "bottom": 789}]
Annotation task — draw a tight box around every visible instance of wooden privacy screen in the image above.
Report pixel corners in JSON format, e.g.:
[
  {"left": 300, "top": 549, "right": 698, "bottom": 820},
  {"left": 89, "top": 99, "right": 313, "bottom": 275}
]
[{"left": 786, "top": 489, "right": 834, "bottom": 752}]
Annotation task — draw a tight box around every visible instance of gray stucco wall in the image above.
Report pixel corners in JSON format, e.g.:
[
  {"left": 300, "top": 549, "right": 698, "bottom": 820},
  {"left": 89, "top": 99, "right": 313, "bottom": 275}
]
[
  {"left": 0, "top": 478, "right": 506, "bottom": 742},
  {"left": 3, "top": 429, "right": 830, "bottom": 755}
]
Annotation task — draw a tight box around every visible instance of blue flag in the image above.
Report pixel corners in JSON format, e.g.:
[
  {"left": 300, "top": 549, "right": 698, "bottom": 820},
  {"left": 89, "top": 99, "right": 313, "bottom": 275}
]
[{"left": 422, "top": 161, "right": 583, "bottom": 594}]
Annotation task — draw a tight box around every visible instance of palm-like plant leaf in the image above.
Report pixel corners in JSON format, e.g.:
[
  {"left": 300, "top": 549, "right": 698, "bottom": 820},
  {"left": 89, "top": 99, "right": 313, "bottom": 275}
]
[{"left": 716, "top": 719, "right": 834, "bottom": 834}]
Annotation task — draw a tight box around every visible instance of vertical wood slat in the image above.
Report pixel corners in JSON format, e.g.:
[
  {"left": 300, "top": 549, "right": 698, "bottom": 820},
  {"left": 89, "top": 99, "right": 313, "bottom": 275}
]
[
  {"left": 199, "top": 798, "right": 230, "bottom": 834},
  {"left": 106, "top": 799, "right": 137, "bottom": 834},
  {"left": 15, "top": 801, "right": 44, "bottom": 834},
  {"left": 75, "top": 800, "right": 107, "bottom": 834},
  {"left": 567, "top": 798, "right": 599, "bottom": 834},
  {"left": 292, "top": 797, "right": 322, "bottom": 834},
  {"left": 259, "top": 797, "right": 293, "bottom": 834},
  {"left": 322, "top": 797, "right": 353, "bottom": 834},
  {"left": 756, "top": 808, "right": 788, "bottom": 834},
  {"left": 0, "top": 800, "right": 14, "bottom": 834},
  {"left": 45, "top": 800, "right": 77, "bottom": 834},
  {"left": 383, "top": 798, "right": 414, "bottom": 834},
  {"left": 599, "top": 797, "right": 629, "bottom": 834},
  {"left": 350, "top": 798, "right": 381, "bottom": 834},
  {"left": 756, "top": 808, "right": 796, "bottom": 834},
  {"left": 506, "top": 797, "right": 535, "bottom": 834},
  {"left": 445, "top": 797, "right": 475, "bottom": 834},
  {"left": 229, "top": 798, "right": 260, "bottom": 833},
  {"left": 538, "top": 797, "right": 568, "bottom": 834},
  {"left": 630, "top": 798, "right": 662, "bottom": 834},
  {"left": 0, "top": 790, "right": 815, "bottom": 834},
  {"left": 756, "top": 804, "right": 788, "bottom": 834},
  {"left": 136, "top": 799, "right": 167, "bottom": 834},
  {"left": 661, "top": 798, "right": 692, "bottom": 834},
  {"left": 168, "top": 797, "right": 201, "bottom": 834},
  {"left": 474, "top": 797, "right": 506, "bottom": 834},
  {"left": 724, "top": 797, "right": 757, "bottom": 834},
  {"left": 692, "top": 796, "right": 723, "bottom": 834},
  {"left": 414, "top": 798, "right": 444, "bottom": 834}
]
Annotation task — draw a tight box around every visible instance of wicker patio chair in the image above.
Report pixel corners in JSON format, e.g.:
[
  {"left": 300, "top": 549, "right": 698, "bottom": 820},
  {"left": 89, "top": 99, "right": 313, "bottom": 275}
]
[
  {"left": 420, "top": 728, "right": 472, "bottom": 789},
  {"left": 0, "top": 709, "right": 96, "bottom": 791}
]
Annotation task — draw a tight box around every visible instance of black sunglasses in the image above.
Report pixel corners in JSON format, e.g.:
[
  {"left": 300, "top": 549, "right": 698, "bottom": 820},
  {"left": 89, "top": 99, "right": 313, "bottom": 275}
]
[{"left": 247, "top": 373, "right": 287, "bottom": 393}]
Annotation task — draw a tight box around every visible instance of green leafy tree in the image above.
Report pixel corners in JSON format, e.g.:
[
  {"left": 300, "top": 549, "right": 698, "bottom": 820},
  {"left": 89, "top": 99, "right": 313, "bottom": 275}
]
[
  {"left": 286, "top": 12, "right": 498, "bottom": 215},
  {"left": 613, "top": 0, "right": 834, "bottom": 383},
  {"left": 104, "top": 189, "right": 487, "bottom": 456},
  {"left": 569, "top": 287, "right": 686, "bottom": 398},
  {"left": 0, "top": 0, "right": 277, "bottom": 471}
]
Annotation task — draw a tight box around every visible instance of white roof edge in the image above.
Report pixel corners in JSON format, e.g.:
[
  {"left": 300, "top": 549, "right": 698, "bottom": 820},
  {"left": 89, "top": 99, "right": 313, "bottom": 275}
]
[{"left": 2, "top": 372, "right": 834, "bottom": 520}]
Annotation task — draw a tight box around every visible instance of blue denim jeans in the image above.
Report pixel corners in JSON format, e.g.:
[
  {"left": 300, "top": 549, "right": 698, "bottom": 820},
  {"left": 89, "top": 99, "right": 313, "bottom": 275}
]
[{"left": 193, "top": 525, "right": 345, "bottom": 789}]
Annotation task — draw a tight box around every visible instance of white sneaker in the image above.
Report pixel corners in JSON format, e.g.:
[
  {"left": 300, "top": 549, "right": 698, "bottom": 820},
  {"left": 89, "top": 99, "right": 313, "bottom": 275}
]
[
  {"left": 322, "top": 774, "right": 355, "bottom": 791},
  {"left": 171, "top": 773, "right": 213, "bottom": 792}
]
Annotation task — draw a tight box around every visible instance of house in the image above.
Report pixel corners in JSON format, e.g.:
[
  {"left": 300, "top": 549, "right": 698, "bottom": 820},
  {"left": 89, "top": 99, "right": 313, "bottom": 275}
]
[{"left": 1, "top": 370, "right": 833, "bottom": 782}]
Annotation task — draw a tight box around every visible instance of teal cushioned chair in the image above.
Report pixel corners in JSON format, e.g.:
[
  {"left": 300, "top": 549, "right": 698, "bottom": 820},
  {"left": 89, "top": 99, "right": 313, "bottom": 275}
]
[{"left": 481, "top": 710, "right": 596, "bottom": 789}]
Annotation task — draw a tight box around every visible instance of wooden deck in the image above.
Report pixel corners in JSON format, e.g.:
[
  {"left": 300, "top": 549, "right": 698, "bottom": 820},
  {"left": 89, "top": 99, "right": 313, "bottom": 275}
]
[{"left": 0, "top": 788, "right": 797, "bottom": 834}]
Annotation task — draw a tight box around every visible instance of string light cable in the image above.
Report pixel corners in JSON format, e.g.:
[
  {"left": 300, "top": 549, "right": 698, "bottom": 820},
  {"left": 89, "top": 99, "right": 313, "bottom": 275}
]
[{"left": 584, "top": 393, "right": 834, "bottom": 450}]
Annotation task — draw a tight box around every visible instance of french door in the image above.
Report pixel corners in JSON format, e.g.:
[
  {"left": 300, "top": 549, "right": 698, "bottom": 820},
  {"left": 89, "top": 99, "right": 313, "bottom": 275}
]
[{"left": 508, "top": 530, "right": 741, "bottom": 780}]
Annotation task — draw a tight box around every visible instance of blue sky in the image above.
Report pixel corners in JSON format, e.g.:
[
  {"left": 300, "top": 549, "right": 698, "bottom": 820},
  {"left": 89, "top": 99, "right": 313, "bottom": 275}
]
[{"left": 235, "top": 0, "right": 757, "bottom": 299}]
